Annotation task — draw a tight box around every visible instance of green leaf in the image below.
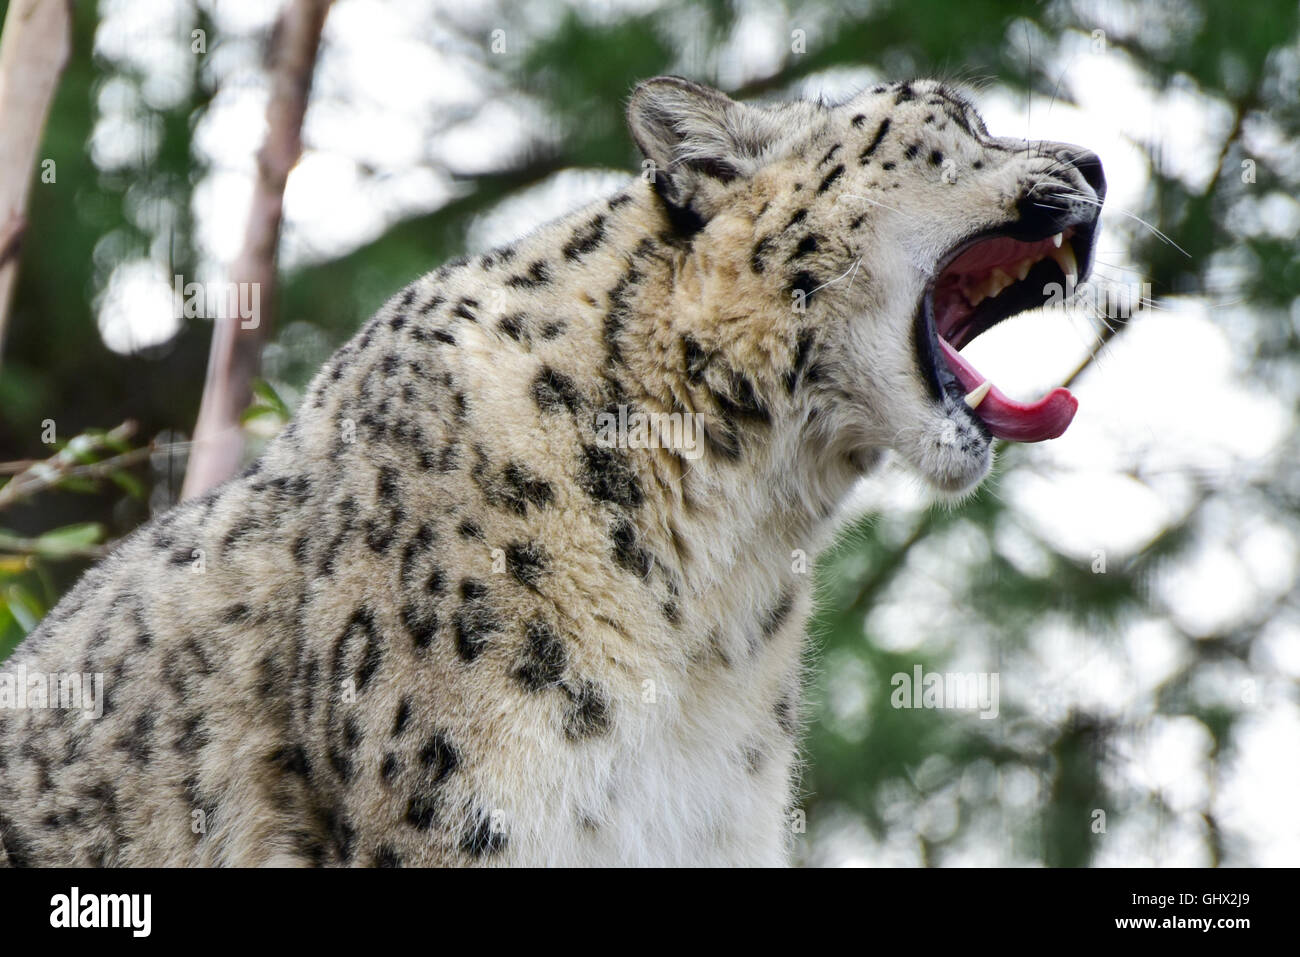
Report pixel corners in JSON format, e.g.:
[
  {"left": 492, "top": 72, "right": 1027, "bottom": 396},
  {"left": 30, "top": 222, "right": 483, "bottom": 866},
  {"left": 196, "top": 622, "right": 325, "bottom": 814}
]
[
  {"left": 3, "top": 584, "right": 44, "bottom": 634},
  {"left": 240, "top": 404, "right": 280, "bottom": 424},
  {"left": 58, "top": 476, "right": 98, "bottom": 495},
  {"left": 109, "top": 469, "right": 146, "bottom": 499},
  {"left": 251, "top": 378, "right": 291, "bottom": 420},
  {"left": 34, "top": 522, "right": 105, "bottom": 555}
]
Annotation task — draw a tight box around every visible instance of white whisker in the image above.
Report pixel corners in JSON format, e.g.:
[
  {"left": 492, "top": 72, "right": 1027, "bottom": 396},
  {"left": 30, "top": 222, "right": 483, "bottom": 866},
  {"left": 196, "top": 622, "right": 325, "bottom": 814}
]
[
  {"left": 810, "top": 256, "right": 863, "bottom": 296},
  {"left": 838, "top": 192, "right": 909, "bottom": 218}
]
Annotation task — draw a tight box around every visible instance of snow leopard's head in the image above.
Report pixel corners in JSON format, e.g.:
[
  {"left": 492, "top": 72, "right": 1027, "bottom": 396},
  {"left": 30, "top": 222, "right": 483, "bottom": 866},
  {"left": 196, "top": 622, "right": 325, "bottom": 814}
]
[{"left": 628, "top": 76, "right": 1105, "bottom": 495}]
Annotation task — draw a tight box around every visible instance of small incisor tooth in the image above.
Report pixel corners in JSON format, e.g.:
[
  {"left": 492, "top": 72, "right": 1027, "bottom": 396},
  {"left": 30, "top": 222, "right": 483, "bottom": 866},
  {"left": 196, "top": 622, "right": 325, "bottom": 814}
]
[{"left": 964, "top": 380, "right": 992, "bottom": 409}]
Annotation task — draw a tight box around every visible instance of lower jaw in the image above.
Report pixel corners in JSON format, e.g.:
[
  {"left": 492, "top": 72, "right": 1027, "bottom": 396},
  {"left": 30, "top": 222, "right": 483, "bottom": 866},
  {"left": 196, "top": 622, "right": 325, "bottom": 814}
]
[
  {"left": 937, "top": 336, "right": 1078, "bottom": 442},
  {"left": 915, "top": 300, "right": 1079, "bottom": 444}
]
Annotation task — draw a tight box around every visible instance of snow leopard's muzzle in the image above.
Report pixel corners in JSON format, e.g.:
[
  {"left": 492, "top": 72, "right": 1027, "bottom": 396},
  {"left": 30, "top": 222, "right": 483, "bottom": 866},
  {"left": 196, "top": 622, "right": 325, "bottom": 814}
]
[{"left": 914, "top": 145, "right": 1106, "bottom": 448}]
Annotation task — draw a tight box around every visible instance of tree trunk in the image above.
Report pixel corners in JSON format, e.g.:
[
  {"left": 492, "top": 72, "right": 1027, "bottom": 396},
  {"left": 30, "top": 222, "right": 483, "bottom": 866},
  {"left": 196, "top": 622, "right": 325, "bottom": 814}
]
[
  {"left": 0, "top": 0, "right": 73, "bottom": 361},
  {"left": 181, "top": 0, "right": 332, "bottom": 499}
]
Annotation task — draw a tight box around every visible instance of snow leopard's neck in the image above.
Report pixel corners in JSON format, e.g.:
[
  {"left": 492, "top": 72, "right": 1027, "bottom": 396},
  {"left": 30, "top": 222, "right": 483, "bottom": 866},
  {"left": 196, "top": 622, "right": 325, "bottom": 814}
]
[{"left": 555, "top": 179, "right": 864, "bottom": 604}]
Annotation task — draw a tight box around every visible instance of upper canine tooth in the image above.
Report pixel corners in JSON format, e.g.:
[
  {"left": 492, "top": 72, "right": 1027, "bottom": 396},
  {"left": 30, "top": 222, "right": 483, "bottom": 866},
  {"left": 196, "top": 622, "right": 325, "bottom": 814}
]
[
  {"left": 964, "top": 380, "right": 992, "bottom": 409},
  {"left": 1051, "top": 232, "right": 1064, "bottom": 248},
  {"left": 1052, "top": 242, "right": 1078, "bottom": 282}
]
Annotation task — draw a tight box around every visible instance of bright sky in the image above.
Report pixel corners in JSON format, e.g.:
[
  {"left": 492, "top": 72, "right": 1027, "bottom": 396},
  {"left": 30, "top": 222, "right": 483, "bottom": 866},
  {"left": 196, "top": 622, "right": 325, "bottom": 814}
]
[{"left": 88, "top": 0, "right": 1299, "bottom": 866}]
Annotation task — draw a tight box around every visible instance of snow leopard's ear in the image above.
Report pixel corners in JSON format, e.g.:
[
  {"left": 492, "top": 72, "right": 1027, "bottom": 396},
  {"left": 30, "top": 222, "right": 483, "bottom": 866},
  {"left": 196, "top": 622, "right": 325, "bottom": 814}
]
[{"left": 628, "top": 76, "right": 781, "bottom": 206}]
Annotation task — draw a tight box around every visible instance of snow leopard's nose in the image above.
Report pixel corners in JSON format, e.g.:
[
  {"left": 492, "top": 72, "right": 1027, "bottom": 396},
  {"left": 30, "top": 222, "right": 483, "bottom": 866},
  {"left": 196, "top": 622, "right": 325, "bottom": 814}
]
[
  {"left": 1064, "top": 148, "right": 1106, "bottom": 202},
  {"left": 1009, "top": 144, "right": 1106, "bottom": 240}
]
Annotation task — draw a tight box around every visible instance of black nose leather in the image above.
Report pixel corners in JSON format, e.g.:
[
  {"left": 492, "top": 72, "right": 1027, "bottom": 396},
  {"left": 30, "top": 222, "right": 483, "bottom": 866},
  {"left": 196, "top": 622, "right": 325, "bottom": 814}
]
[
  {"left": 1010, "top": 145, "right": 1107, "bottom": 239},
  {"left": 1069, "top": 149, "right": 1106, "bottom": 201}
]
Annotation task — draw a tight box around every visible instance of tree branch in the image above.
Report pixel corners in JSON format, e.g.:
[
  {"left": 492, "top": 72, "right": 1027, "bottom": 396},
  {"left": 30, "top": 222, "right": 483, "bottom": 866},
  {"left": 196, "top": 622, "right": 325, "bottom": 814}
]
[
  {"left": 181, "top": 0, "right": 332, "bottom": 499},
  {"left": 0, "top": 421, "right": 143, "bottom": 511}
]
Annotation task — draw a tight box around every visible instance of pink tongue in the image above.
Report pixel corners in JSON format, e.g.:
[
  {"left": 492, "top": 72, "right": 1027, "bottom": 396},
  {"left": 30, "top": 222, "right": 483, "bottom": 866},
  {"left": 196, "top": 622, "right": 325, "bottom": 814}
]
[{"left": 938, "top": 338, "right": 1077, "bottom": 442}]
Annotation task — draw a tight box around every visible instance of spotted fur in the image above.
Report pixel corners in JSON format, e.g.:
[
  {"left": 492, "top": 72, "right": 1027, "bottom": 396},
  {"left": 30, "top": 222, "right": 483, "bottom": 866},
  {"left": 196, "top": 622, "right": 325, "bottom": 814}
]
[{"left": 0, "top": 77, "right": 1104, "bottom": 866}]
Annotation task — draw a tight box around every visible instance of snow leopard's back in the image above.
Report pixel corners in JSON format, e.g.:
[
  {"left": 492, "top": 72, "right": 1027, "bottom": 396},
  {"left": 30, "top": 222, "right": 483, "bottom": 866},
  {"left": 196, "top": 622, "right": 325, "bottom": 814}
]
[{"left": 0, "top": 173, "right": 807, "bottom": 867}]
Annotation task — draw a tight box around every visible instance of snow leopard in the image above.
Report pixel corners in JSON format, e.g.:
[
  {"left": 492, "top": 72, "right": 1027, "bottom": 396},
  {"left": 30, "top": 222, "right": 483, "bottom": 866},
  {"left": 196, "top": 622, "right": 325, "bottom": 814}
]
[{"left": 0, "top": 76, "right": 1105, "bottom": 866}]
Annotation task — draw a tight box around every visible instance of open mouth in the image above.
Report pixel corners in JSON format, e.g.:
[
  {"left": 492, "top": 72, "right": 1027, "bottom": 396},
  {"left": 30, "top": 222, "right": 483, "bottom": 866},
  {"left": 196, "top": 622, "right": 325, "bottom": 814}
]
[{"left": 917, "top": 218, "right": 1098, "bottom": 442}]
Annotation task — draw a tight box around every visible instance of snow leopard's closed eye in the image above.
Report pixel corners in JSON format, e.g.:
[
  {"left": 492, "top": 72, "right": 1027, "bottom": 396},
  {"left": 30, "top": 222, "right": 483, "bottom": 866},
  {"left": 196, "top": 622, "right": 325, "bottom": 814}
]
[{"left": 629, "top": 75, "right": 1105, "bottom": 493}]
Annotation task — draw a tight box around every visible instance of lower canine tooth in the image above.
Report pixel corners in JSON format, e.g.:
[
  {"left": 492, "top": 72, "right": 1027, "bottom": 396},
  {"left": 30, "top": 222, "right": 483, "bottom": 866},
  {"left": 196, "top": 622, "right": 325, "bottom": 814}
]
[
  {"left": 964, "top": 380, "right": 992, "bottom": 409},
  {"left": 1052, "top": 242, "right": 1078, "bottom": 282}
]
